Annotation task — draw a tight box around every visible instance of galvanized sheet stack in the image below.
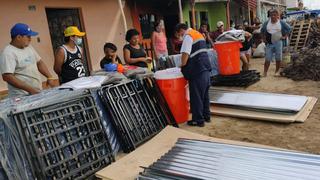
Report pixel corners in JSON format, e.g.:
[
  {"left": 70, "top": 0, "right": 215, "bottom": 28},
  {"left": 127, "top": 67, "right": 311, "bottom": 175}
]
[
  {"left": 5, "top": 90, "right": 114, "bottom": 180},
  {"left": 98, "top": 79, "right": 176, "bottom": 153},
  {"left": 209, "top": 88, "right": 308, "bottom": 114},
  {"left": 138, "top": 138, "right": 320, "bottom": 180}
]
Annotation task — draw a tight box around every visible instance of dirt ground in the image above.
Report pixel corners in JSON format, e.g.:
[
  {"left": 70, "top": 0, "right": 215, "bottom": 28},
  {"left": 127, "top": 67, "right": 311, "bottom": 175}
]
[
  {"left": 181, "top": 58, "right": 320, "bottom": 154},
  {"left": 0, "top": 94, "right": 7, "bottom": 100}
]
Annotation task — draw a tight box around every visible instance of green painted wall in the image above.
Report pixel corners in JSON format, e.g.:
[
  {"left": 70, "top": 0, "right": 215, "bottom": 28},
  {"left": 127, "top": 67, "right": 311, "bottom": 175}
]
[{"left": 182, "top": 2, "right": 227, "bottom": 31}]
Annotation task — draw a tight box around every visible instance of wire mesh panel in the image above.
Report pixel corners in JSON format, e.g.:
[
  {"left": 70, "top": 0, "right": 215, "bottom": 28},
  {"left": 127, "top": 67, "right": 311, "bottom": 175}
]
[
  {"left": 99, "top": 80, "right": 174, "bottom": 153},
  {"left": 12, "top": 94, "right": 114, "bottom": 180}
]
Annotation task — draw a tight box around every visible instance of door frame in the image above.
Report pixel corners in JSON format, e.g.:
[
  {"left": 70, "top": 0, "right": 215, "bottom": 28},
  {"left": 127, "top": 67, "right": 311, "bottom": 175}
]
[{"left": 45, "top": 7, "right": 92, "bottom": 73}]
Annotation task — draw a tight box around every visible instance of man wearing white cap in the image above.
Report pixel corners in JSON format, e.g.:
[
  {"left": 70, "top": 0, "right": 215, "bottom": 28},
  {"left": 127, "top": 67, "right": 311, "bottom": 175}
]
[
  {"left": 210, "top": 21, "right": 225, "bottom": 42},
  {"left": 0, "top": 23, "right": 55, "bottom": 97}
]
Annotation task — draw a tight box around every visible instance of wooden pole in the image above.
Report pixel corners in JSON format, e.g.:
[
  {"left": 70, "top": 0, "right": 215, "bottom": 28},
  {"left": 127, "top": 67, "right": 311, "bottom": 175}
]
[
  {"left": 248, "top": 0, "right": 251, "bottom": 25},
  {"left": 190, "top": 0, "right": 196, "bottom": 28},
  {"left": 257, "top": 0, "right": 261, "bottom": 20},
  {"left": 178, "top": 0, "right": 184, "bottom": 23},
  {"left": 129, "top": 0, "right": 142, "bottom": 39},
  {"left": 118, "top": 0, "right": 127, "bottom": 32},
  {"left": 226, "top": 0, "right": 230, "bottom": 30}
]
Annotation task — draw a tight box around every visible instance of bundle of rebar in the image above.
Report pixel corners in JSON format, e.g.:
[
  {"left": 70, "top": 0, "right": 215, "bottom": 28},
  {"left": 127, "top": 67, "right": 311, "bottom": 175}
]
[{"left": 282, "top": 22, "right": 320, "bottom": 81}]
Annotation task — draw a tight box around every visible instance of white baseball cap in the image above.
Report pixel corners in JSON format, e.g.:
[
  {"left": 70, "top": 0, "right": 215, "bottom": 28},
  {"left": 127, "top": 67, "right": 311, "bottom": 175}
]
[{"left": 217, "top": 21, "right": 224, "bottom": 27}]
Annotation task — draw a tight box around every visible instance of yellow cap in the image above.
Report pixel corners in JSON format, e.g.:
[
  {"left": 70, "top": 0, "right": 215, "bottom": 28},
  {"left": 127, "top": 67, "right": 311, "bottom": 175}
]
[{"left": 64, "top": 26, "right": 85, "bottom": 37}]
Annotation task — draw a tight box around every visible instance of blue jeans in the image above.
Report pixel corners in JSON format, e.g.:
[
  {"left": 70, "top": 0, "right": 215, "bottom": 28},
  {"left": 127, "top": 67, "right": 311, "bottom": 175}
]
[{"left": 265, "top": 40, "right": 283, "bottom": 62}]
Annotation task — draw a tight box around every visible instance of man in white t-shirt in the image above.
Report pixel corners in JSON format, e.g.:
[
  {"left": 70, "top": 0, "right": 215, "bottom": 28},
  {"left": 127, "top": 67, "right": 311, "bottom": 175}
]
[
  {"left": 261, "top": 9, "right": 291, "bottom": 77},
  {"left": 0, "top": 23, "right": 55, "bottom": 97}
]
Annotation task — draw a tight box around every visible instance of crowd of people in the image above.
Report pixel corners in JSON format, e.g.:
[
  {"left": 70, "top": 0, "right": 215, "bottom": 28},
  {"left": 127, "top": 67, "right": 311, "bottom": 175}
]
[{"left": 0, "top": 8, "right": 290, "bottom": 127}]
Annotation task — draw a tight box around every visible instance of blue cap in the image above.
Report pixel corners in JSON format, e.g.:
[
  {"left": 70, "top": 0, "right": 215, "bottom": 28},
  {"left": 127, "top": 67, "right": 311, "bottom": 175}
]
[{"left": 10, "top": 23, "right": 38, "bottom": 37}]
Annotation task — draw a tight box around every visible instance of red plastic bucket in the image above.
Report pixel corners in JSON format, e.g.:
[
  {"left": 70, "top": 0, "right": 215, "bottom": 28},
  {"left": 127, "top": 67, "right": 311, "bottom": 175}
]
[
  {"left": 214, "top": 41, "right": 242, "bottom": 75},
  {"left": 155, "top": 68, "right": 189, "bottom": 124}
]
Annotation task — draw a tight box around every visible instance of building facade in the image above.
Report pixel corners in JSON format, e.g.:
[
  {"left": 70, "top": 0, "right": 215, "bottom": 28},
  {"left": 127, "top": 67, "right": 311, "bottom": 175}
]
[
  {"left": 286, "top": 0, "right": 298, "bottom": 8},
  {"left": 257, "top": 0, "right": 287, "bottom": 22},
  {"left": 182, "top": 0, "right": 228, "bottom": 31},
  {"left": 0, "top": 0, "right": 133, "bottom": 93}
]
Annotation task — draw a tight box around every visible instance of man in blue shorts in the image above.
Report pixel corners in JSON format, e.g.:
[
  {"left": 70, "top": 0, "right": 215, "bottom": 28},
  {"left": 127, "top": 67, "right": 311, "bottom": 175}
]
[{"left": 261, "top": 9, "right": 291, "bottom": 77}]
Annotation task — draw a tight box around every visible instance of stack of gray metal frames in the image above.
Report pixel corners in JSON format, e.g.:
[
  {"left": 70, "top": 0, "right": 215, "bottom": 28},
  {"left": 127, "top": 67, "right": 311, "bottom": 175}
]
[
  {"left": 11, "top": 89, "right": 114, "bottom": 180},
  {"left": 140, "top": 77, "right": 177, "bottom": 128},
  {"left": 0, "top": 89, "right": 68, "bottom": 180},
  {"left": 0, "top": 89, "right": 117, "bottom": 180},
  {"left": 209, "top": 88, "right": 308, "bottom": 114},
  {"left": 138, "top": 138, "right": 320, "bottom": 180},
  {"left": 98, "top": 80, "right": 169, "bottom": 153},
  {"left": 0, "top": 97, "right": 33, "bottom": 180},
  {"left": 211, "top": 70, "right": 261, "bottom": 87},
  {"left": 90, "top": 88, "right": 122, "bottom": 156}
]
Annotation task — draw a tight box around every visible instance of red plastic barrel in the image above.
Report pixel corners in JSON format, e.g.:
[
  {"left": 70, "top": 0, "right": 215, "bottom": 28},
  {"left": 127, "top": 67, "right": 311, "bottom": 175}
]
[
  {"left": 214, "top": 41, "right": 242, "bottom": 75},
  {"left": 155, "top": 68, "right": 189, "bottom": 124}
]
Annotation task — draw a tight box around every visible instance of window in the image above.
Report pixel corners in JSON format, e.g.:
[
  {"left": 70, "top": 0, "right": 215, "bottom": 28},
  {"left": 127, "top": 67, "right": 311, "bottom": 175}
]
[
  {"left": 200, "top": 11, "right": 208, "bottom": 24},
  {"left": 189, "top": 11, "right": 199, "bottom": 29},
  {"left": 189, "top": 11, "right": 208, "bottom": 29},
  {"left": 139, "top": 14, "right": 156, "bottom": 39}
]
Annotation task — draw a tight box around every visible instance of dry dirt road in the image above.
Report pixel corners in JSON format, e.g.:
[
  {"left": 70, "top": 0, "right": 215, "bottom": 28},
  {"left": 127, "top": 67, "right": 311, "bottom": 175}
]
[{"left": 181, "top": 58, "right": 320, "bottom": 154}]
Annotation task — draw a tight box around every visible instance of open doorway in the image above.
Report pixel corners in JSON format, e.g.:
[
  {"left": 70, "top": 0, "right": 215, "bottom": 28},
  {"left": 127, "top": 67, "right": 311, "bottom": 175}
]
[
  {"left": 45, "top": 8, "right": 91, "bottom": 75},
  {"left": 163, "top": 15, "right": 179, "bottom": 40},
  {"left": 129, "top": 0, "right": 180, "bottom": 58}
]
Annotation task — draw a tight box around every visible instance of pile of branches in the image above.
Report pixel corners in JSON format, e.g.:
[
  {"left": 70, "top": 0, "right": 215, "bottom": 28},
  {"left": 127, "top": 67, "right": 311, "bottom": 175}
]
[
  {"left": 307, "top": 21, "right": 320, "bottom": 48},
  {"left": 281, "top": 22, "right": 320, "bottom": 81}
]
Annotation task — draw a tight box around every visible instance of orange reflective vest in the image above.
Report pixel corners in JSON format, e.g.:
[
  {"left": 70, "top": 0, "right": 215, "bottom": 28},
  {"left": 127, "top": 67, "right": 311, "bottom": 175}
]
[{"left": 186, "top": 29, "right": 208, "bottom": 58}]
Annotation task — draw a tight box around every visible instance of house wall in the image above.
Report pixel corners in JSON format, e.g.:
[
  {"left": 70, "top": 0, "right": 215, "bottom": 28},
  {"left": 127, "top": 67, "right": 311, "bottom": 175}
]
[
  {"left": 230, "top": 0, "right": 257, "bottom": 26},
  {"left": 260, "top": 3, "right": 286, "bottom": 22},
  {"left": 0, "top": 0, "right": 133, "bottom": 92},
  {"left": 182, "top": 2, "right": 227, "bottom": 31},
  {"left": 286, "top": 0, "right": 298, "bottom": 8},
  {"left": 230, "top": 1, "right": 248, "bottom": 26}
]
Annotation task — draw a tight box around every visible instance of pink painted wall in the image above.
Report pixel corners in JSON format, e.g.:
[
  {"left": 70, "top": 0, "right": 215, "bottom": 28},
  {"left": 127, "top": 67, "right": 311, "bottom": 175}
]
[{"left": 0, "top": 0, "right": 133, "bottom": 92}]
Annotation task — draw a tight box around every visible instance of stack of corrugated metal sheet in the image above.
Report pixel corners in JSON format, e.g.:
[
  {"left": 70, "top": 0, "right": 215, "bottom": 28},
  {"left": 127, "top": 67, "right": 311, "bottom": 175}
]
[
  {"left": 209, "top": 88, "right": 317, "bottom": 123},
  {"left": 210, "top": 88, "right": 308, "bottom": 114},
  {"left": 138, "top": 138, "right": 320, "bottom": 180}
]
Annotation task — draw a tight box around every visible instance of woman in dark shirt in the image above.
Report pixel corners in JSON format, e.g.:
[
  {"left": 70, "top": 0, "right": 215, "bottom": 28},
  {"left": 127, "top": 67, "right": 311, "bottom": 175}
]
[
  {"left": 123, "top": 29, "right": 151, "bottom": 67},
  {"left": 237, "top": 25, "right": 253, "bottom": 71}
]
